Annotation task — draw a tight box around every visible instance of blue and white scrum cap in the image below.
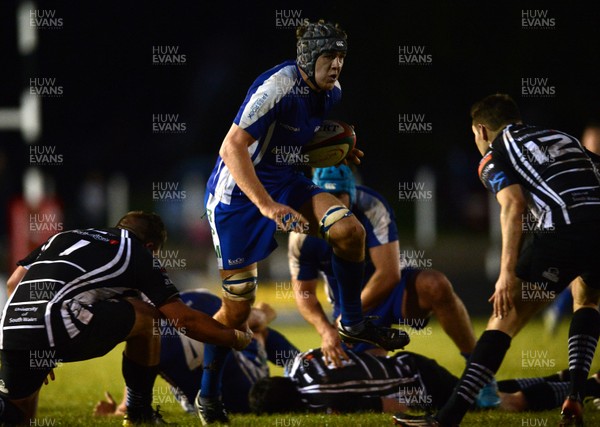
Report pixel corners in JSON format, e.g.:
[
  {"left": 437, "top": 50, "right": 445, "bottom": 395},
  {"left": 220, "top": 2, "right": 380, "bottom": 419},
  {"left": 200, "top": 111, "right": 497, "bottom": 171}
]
[{"left": 296, "top": 20, "right": 347, "bottom": 86}]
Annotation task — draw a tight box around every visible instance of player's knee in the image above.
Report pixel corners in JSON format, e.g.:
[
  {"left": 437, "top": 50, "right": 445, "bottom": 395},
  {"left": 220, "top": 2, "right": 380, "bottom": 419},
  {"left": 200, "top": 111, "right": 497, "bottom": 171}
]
[
  {"left": 321, "top": 206, "right": 364, "bottom": 252},
  {"left": 417, "top": 270, "right": 454, "bottom": 303},
  {"left": 127, "top": 298, "right": 161, "bottom": 329},
  {"left": 222, "top": 269, "right": 258, "bottom": 302}
]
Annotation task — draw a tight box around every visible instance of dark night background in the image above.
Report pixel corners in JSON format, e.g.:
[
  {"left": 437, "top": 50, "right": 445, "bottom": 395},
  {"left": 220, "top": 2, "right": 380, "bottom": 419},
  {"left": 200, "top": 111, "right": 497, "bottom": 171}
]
[{"left": 1, "top": 1, "right": 599, "bottom": 313}]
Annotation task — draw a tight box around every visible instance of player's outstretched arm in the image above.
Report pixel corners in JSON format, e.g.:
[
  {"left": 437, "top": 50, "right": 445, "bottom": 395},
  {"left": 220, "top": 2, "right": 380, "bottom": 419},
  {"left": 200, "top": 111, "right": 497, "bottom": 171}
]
[{"left": 159, "top": 297, "right": 252, "bottom": 350}]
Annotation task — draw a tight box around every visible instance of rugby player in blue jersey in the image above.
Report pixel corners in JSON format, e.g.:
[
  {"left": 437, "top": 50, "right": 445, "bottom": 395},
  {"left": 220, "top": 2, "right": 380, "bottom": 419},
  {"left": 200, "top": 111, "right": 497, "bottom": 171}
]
[
  {"left": 289, "top": 165, "right": 499, "bottom": 407},
  {"left": 200, "top": 19, "right": 408, "bottom": 424},
  {"left": 289, "top": 165, "right": 476, "bottom": 359}
]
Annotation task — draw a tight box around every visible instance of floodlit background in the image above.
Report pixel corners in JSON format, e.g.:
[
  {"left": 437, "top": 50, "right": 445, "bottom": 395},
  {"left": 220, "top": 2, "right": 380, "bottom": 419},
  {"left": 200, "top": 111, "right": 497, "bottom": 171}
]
[{"left": 1, "top": 0, "right": 599, "bottom": 317}]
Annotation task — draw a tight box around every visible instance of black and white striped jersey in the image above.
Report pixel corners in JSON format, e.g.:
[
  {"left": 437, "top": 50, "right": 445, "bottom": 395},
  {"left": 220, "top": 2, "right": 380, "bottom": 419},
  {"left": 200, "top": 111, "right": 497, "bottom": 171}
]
[
  {"left": 0, "top": 227, "right": 179, "bottom": 350},
  {"left": 478, "top": 124, "right": 600, "bottom": 229},
  {"left": 288, "top": 348, "right": 430, "bottom": 412}
]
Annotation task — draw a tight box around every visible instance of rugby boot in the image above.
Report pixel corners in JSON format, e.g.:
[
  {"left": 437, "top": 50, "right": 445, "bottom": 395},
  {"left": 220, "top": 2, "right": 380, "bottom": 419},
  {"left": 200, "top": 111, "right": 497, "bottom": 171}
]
[
  {"left": 122, "top": 405, "right": 168, "bottom": 425},
  {"left": 195, "top": 394, "right": 229, "bottom": 425},
  {"left": 559, "top": 395, "right": 584, "bottom": 427},
  {"left": 338, "top": 317, "right": 410, "bottom": 351}
]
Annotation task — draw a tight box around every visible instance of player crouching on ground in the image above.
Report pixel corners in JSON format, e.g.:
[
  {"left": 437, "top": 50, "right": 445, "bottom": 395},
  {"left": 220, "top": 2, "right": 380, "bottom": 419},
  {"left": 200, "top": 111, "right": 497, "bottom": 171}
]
[{"left": 0, "top": 211, "right": 252, "bottom": 425}]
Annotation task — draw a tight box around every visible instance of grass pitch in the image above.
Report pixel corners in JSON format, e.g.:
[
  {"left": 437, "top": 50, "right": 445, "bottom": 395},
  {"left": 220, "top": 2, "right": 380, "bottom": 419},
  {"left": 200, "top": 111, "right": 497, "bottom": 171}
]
[{"left": 33, "top": 317, "right": 600, "bottom": 426}]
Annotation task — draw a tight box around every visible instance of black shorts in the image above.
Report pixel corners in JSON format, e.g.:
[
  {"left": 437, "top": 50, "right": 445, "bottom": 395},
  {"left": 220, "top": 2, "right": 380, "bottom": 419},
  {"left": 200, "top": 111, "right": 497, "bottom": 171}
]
[
  {"left": 516, "top": 222, "right": 600, "bottom": 292},
  {"left": 0, "top": 298, "right": 135, "bottom": 399}
]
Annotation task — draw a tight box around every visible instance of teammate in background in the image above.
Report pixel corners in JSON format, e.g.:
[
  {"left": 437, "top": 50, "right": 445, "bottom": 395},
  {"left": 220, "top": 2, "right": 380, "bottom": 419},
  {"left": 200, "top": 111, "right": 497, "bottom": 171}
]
[
  {"left": 289, "top": 165, "right": 501, "bottom": 407},
  {"left": 0, "top": 212, "right": 252, "bottom": 425},
  {"left": 200, "top": 19, "right": 407, "bottom": 424},
  {"left": 249, "top": 348, "right": 600, "bottom": 416},
  {"left": 543, "top": 122, "right": 600, "bottom": 335},
  {"left": 395, "top": 94, "right": 600, "bottom": 427},
  {"left": 93, "top": 290, "right": 299, "bottom": 416}
]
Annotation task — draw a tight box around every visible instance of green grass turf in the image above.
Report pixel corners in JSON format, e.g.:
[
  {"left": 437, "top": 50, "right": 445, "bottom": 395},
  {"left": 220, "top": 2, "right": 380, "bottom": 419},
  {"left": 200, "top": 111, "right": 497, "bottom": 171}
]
[{"left": 32, "top": 317, "right": 600, "bottom": 426}]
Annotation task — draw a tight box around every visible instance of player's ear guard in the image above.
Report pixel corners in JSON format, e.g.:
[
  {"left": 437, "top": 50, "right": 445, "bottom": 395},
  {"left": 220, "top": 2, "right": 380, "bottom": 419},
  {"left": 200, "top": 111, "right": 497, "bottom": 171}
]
[
  {"left": 222, "top": 269, "right": 258, "bottom": 301},
  {"left": 319, "top": 205, "right": 353, "bottom": 242}
]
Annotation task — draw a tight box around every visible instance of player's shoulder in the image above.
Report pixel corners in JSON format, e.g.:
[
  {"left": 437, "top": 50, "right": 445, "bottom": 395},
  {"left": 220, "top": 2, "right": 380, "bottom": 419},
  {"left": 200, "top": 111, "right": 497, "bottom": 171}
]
[
  {"left": 478, "top": 148, "right": 500, "bottom": 178},
  {"left": 354, "top": 185, "right": 393, "bottom": 212},
  {"left": 499, "top": 123, "right": 558, "bottom": 144},
  {"left": 55, "top": 227, "right": 121, "bottom": 245},
  {"left": 250, "top": 60, "right": 300, "bottom": 96}
]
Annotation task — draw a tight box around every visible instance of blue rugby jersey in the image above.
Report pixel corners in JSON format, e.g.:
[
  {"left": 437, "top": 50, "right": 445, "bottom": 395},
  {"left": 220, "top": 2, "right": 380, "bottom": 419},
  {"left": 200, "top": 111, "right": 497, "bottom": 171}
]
[
  {"left": 206, "top": 60, "right": 342, "bottom": 204},
  {"left": 288, "top": 185, "right": 399, "bottom": 310}
]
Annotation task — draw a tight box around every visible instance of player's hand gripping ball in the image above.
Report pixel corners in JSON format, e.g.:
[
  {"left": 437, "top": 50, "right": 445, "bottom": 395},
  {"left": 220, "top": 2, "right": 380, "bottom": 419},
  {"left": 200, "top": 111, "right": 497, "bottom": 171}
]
[{"left": 303, "top": 119, "right": 356, "bottom": 168}]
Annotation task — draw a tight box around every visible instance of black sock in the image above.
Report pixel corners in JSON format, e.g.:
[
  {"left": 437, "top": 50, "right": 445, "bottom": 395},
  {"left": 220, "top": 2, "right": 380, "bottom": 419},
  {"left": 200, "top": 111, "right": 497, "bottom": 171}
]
[
  {"left": 436, "top": 330, "right": 511, "bottom": 425},
  {"left": 0, "top": 396, "right": 25, "bottom": 424},
  {"left": 584, "top": 376, "right": 600, "bottom": 398},
  {"left": 521, "top": 381, "right": 570, "bottom": 411},
  {"left": 568, "top": 307, "right": 600, "bottom": 401},
  {"left": 122, "top": 353, "right": 159, "bottom": 417}
]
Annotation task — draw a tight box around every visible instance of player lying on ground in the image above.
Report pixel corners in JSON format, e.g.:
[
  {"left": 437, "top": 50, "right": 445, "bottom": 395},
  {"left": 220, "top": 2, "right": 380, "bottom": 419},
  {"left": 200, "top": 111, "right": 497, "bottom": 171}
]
[
  {"left": 248, "top": 348, "right": 600, "bottom": 415},
  {"left": 0, "top": 212, "right": 252, "bottom": 425},
  {"left": 93, "top": 289, "right": 299, "bottom": 416},
  {"left": 289, "top": 165, "right": 499, "bottom": 407}
]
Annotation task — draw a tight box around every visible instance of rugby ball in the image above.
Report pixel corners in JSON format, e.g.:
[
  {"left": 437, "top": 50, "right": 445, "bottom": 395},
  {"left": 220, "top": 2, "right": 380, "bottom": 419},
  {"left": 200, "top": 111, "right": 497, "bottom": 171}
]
[{"left": 303, "top": 120, "right": 356, "bottom": 168}]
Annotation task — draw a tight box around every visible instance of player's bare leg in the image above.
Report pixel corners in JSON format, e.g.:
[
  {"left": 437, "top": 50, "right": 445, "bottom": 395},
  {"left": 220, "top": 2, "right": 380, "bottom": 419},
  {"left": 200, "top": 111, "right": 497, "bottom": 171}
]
[
  {"left": 198, "top": 264, "right": 257, "bottom": 425},
  {"left": 403, "top": 269, "right": 476, "bottom": 355},
  {"left": 299, "top": 192, "right": 409, "bottom": 351}
]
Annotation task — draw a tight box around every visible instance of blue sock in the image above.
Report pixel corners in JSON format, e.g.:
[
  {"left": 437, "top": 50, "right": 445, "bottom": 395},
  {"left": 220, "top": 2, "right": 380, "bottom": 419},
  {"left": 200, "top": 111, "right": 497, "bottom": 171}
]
[
  {"left": 200, "top": 344, "right": 231, "bottom": 399},
  {"left": 555, "top": 289, "right": 573, "bottom": 315},
  {"left": 332, "top": 253, "right": 364, "bottom": 327}
]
